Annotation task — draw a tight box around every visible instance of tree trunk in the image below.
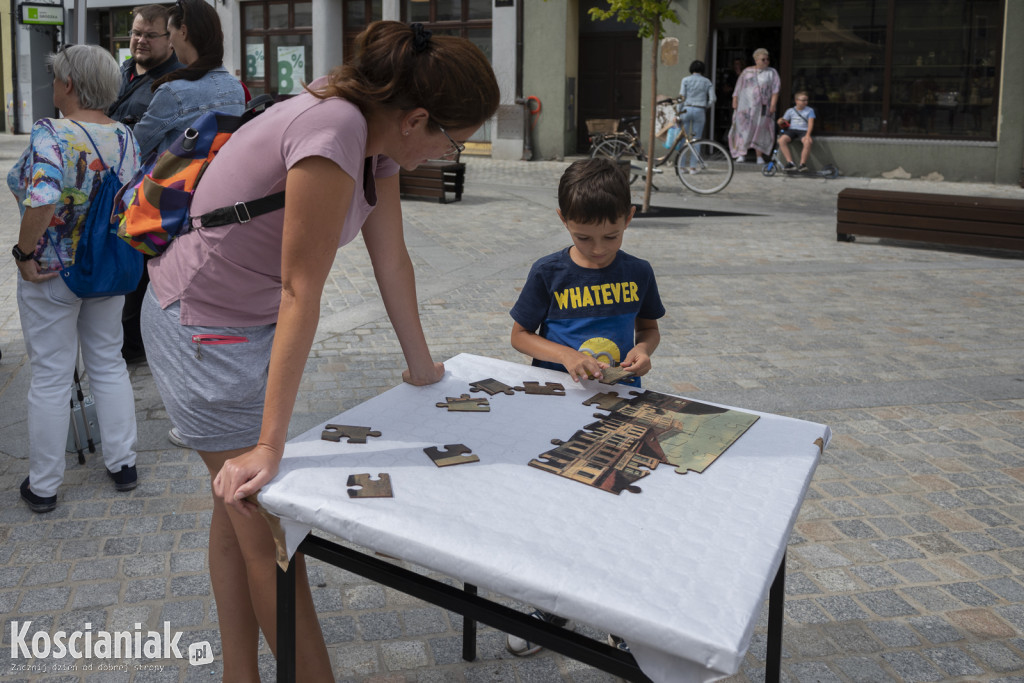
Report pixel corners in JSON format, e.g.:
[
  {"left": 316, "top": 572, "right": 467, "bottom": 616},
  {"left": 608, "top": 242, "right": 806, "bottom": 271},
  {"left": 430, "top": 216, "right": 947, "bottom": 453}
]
[{"left": 641, "top": 24, "right": 661, "bottom": 213}]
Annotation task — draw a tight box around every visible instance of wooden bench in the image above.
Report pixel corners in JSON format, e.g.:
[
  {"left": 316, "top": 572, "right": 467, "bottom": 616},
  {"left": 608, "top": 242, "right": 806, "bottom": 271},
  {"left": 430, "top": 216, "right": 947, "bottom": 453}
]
[
  {"left": 399, "top": 160, "right": 466, "bottom": 204},
  {"left": 837, "top": 188, "right": 1024, "bottom": 252}
]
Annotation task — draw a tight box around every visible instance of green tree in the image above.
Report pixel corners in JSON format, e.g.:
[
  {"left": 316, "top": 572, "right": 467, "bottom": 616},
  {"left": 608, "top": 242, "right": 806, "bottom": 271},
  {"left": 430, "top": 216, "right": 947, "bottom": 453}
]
[{"left": 589, "top": 1, "right": 681, "bottom": 212}]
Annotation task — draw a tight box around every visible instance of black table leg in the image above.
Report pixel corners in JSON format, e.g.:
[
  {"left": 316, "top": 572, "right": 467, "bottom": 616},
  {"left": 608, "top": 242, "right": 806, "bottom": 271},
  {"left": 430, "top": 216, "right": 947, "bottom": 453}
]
[
  {"left": 765, "top": 552, "right": 786, "bottom": 683},
  {"left": 295, "top": 535, "right": 651, "bottom": 681},
  {"left": 463, "top": 583, "right": 478, "bottom": 661},
  {"left": 277, "top": 557, "right": 297, "bottom": 683}
]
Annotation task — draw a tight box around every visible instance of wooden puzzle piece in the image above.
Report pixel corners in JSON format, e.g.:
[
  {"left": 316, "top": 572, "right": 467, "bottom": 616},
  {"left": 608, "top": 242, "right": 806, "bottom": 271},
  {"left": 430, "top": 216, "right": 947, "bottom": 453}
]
[
  {"left": 346, "top": 473, "right": 393, "bottom": 498},
  {"left": 424, "top": 444, "right": 480, "bottom": 467},
  {"left": 514, "top": 381, "right": 566, "bottom": 396},
  {"left": 597, "top": 365, "right": 636, "bottom": 385},
  {"left": 582, "top": 391, "right": 627, "bottom": 412},
  {"left": 321, "top": 424, "right": 382, "bottom": 444},
  {"left": 469, "top": 378, "right": 515, "bottom": 396},
  {"left": 436, "top": 394, "right": 490, "bottom": 411}
]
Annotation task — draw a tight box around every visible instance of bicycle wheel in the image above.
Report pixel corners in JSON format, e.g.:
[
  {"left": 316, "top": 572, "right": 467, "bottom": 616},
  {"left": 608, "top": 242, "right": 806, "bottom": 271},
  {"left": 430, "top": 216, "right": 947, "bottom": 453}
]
[
  {"left": 591, "top": 137, "right": 640, "bottom": 184},
  {"left": 676, "top": 140, "right": 734, "bottom": 194},
  {"left": 761, "top": 159, "right": 777, "bottom": 177}
]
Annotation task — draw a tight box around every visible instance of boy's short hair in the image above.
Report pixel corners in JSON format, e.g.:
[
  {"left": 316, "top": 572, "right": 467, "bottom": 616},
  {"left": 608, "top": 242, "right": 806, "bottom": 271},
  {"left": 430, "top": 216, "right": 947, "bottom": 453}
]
[
  {"left": 558, "top": 158, "right": 632, "bottom": 225},
  {"left": 794, "top": 90, "right": 809, "bottom": 99}
]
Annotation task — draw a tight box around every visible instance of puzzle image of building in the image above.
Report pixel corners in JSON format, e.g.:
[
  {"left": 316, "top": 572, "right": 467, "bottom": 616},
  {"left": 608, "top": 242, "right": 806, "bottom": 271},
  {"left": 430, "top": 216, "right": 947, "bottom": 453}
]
[{"left": 530, "top": 391, "right": 759, "bottom": 494}]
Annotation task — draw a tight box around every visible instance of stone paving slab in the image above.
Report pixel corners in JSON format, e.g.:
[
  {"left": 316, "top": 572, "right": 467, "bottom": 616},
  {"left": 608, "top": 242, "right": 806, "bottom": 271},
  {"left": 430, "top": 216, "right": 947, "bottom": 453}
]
[{"left": 1, "top": 131, "right": 1022, "bottom": 681}]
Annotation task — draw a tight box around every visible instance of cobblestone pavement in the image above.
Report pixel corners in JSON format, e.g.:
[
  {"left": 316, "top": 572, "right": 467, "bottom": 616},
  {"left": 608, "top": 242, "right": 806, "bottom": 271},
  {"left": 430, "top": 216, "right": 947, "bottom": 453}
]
[{"left": 1, "top": 131, "right": 1022, "bottom": 682}]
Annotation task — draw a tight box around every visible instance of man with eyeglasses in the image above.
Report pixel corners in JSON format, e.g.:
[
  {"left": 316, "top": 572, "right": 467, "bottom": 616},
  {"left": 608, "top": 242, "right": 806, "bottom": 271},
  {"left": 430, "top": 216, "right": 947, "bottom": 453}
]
[
  {"left": 107, "top": 4, "right": 183, "bottom": 131},
  {"left": 108, "top": 5, "right": 183, "bottom": 365}
]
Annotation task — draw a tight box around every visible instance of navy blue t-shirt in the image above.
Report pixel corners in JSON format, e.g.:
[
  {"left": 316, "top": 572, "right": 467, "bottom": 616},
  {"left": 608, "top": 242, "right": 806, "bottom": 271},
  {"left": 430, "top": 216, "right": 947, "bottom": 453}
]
[{"left": 510, "top": 248, "right": 665, "bottom": 385}]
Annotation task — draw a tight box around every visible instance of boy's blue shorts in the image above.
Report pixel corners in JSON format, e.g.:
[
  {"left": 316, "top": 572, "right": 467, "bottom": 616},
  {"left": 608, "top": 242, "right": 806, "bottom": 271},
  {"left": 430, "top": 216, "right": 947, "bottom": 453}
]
[{"left": 781, "top": 128, "right": 809, "bottom": 140}]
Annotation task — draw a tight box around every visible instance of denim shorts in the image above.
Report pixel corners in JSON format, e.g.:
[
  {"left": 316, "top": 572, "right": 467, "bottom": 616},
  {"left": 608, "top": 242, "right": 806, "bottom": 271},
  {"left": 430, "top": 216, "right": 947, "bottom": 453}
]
[
  {"left": 141, "top": 286, "right": 275, "bottom": 452},
  {"left": 781, "top": 128, "right": 808, "bottom": 140}
]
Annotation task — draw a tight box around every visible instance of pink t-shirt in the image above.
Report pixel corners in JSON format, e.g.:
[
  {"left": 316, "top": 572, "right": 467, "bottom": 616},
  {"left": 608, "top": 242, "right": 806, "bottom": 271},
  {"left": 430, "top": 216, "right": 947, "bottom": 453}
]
[{"left": 149, "top": 84, "right": 399, "bottom": 326}]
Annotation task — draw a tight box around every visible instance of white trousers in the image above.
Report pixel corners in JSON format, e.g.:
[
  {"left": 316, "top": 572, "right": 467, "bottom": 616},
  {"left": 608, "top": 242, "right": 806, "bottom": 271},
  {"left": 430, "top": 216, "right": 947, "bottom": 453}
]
[{"left": 17, "top": 277, "right": 138, "bottom": 497}]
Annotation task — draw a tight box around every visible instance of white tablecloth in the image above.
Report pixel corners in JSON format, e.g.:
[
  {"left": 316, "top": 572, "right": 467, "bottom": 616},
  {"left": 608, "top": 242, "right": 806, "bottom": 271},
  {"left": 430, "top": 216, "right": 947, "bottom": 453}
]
[{"left": 259, "top": 354, "right": 830, "bottom": 682}]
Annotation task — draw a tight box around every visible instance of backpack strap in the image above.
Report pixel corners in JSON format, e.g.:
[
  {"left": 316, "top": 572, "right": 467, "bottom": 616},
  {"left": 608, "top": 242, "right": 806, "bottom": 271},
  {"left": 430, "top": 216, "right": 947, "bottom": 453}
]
[
  {"left": 70, "top": 120, "right": 127, "bottom": 176},
  {"left": 193, "top": 191, "right": 286, "bottom": 228},
  {"left": 188, "top": 96, "right": 287, "bottom": 228}
]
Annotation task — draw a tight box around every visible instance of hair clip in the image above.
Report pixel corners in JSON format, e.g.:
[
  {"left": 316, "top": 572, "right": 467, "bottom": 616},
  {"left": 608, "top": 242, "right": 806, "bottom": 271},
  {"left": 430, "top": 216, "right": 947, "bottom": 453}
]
[{"left": 411, "top": 23, "right": 432, "bottom": 54}]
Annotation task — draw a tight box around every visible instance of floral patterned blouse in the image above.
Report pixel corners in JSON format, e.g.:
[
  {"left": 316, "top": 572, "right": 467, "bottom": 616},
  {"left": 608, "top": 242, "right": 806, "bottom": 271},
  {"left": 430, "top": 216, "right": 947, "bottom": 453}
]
[{"left": 7, "top": 118, "right": 140, "bottom": 271}]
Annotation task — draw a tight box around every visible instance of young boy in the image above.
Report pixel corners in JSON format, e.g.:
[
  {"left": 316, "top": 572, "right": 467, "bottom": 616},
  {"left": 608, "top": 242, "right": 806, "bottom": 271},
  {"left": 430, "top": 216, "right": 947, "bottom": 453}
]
[
  {"left": 776, "top": 91, "right": 815, "bottom": 171},
  {"left": 505, "top": 158, "right": 665, "bottom": 656},
  {"left": 510, "top": 157, "right": 664, "bottom": 388}
]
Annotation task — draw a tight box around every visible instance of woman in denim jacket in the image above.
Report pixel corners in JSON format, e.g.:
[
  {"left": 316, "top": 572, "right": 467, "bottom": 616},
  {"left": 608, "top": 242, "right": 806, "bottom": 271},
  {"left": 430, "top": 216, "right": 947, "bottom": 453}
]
[{"left": 132, "top": 0, "right": 244, "bottom": 159}]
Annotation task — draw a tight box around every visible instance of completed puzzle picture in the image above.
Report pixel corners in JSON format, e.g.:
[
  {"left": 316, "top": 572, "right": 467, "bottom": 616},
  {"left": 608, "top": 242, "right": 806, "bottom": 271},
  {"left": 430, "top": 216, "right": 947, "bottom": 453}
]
[{"left": 531, "top": 390, "right": 759, "bottom": 495}]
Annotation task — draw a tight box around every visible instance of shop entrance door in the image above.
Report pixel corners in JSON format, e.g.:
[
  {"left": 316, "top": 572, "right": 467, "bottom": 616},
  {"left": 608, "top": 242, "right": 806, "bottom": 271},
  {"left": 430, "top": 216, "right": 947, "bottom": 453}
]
[
  {"left": 711, "top": 26, "right": 781, "bottom": 146},
  {"left": 576, "top": 32, "right": 642, "bottom": 152}
]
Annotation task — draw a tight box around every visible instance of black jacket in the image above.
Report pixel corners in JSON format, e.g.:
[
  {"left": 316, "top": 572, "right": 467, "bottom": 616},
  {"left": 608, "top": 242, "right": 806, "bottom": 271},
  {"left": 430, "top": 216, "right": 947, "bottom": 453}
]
[{"left": 107, "top": 55, "right": 184, "bottom": 127}]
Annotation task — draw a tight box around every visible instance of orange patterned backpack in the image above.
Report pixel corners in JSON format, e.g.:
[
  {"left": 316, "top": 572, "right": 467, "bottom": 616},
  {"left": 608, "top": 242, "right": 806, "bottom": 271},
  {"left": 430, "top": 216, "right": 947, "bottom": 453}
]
[{"left": 116, "top": 95, "right": 284, "bottom": 256}]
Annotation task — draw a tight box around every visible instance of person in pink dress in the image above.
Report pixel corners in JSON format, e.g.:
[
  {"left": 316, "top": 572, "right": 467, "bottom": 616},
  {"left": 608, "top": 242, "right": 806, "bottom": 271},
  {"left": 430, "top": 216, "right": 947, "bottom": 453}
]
[{"left": 728, "top": 48, "right": 780, "bottom": 163}]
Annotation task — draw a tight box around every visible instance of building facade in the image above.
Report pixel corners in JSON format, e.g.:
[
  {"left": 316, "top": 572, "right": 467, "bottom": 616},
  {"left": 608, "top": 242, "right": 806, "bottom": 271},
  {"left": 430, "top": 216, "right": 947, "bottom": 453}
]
[{"left": 3, "top": 0, "right": 1021, "bottom": 184}]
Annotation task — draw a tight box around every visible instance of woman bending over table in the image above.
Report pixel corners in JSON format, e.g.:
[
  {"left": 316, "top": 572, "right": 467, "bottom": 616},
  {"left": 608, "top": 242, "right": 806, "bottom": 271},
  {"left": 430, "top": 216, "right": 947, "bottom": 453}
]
[{"left": 142, "top": 21, "right": 499, "bottom": 680}]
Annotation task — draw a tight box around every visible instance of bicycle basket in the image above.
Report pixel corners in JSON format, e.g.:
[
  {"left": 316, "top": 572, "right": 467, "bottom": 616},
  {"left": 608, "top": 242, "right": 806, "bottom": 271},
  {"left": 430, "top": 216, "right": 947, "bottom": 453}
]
[{"left": 585, "top": 119, "right": 619, "bottom": 136}]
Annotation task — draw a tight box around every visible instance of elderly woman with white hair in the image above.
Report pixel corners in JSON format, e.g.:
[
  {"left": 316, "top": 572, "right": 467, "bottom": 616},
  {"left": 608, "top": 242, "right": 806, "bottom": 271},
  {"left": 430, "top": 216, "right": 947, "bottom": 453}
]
[
  {"left": 728, "top": 47, "right": 780, "bottom": 163},
  {"left": 8, "top": 44, "right": 142, "bottom": 513}
]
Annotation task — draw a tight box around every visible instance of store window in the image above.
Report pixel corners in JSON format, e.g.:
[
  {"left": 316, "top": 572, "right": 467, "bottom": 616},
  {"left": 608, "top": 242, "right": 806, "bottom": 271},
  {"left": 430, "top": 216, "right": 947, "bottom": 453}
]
[
  {"left": 888, "top": 1, "right": 1000, "bottom": 138},
  {"left": 99, "top": 8, "right": 135, "bottom": 64},
  {"left": 400, "top": 0, "right": 492, "bottom": 63},
  {"left": 791, "top": 0, "right": 1002, "bottom": 139},
  {"left": 343, "top": 1, "right": 382, "bottom": 59},
  {"left": 241, "top": 0, "right": 313, "bottom": 97}
]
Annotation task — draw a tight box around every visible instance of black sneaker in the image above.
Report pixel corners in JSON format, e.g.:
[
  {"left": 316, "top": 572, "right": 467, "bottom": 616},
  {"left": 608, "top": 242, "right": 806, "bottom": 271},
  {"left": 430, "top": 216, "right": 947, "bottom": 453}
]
[
  {"left": 797, "top": 163, "right": 809, "bottom": 172},
  {"left": 784, "top": 162, "right": 796, "bottom": 170},
  {"left": 107, "top": 465, "right": 138, "bottom": 492},
  {"left": 20, "top": 477, "right": 57, "bottom": 513}
]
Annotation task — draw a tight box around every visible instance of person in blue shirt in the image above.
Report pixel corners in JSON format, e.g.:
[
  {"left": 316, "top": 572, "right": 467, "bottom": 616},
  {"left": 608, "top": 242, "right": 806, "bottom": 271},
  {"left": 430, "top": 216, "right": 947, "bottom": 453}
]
[
  {"left": 506, "top": 158, "right": 664, "bottom": 656},
  {"left": 777, "top": 91, "right": 816, "bottom": 171},
  {"left": 677, "top": 60, "right": 716, "bottom": 173},
  {"left": 511, "top": 157, "right": 664, "bottom": 389}
]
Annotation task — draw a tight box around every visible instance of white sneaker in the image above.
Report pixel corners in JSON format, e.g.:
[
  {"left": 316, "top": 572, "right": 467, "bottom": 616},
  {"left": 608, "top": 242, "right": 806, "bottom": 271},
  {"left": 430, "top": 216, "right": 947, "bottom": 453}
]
[
  {"left": 733, "top": 156, "right": 745, "bottom": 163},
  {"left": 756, "top": 156, "right": 765, "bottom": 164},
  {"left": 506, "top": 610, "right": 575, "bottom": 656},
  {"left": 688, "top": 168, "right": 698, "bottom": 174},
  {"left": 168, "top": 427, "right": 188, "bottom": 449},
  {"left": 607, "top": 634, "right": 631, "bottom": 653}
]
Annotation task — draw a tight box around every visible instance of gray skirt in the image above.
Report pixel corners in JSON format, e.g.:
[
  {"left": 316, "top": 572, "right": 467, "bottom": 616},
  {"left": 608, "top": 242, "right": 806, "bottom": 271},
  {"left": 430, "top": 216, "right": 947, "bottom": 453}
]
[{"left": 141, "top": 286, "right": 276, "bottom": 452}]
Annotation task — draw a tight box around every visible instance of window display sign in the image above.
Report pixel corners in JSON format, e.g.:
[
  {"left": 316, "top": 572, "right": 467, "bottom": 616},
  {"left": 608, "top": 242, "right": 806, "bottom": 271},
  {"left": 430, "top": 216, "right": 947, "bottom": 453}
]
[
  {"left": 277, "top": 45, "right": 305, "bottom": 95},
  {"left": 246, "top": 44, "right": 265, "bottom": 79},
  {"left": 20, "top": 3, "right": 63, "bottom": 25}
]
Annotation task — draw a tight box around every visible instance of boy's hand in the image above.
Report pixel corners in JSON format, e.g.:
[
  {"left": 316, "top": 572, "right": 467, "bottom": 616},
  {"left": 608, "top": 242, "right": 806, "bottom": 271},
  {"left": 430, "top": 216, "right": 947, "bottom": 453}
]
[
  {"left": 620, "top": 349, "right": 652, "bottom": 377},
  {"left": 560, "top": 349, "right": 608, "bottom": 383}
]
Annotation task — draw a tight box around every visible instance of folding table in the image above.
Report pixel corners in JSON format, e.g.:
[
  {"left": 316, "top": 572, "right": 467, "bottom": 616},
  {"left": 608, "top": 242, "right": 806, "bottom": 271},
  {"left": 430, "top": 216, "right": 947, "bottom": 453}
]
[{"left": 259, "top": 354, "right": 830, "bottom": 682}]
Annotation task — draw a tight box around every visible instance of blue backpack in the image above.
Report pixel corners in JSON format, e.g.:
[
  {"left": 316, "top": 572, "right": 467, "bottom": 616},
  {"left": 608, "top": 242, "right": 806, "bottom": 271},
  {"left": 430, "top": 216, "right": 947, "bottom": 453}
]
[{"left": 51, "top": 122, "right": 143, "bottom": 298}]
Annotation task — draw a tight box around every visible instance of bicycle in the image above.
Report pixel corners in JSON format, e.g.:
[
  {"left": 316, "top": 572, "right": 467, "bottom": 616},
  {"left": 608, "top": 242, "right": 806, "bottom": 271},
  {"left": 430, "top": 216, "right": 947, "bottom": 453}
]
[
  {"left": 588, "top": 99, "right": 734, "bottom": 195},
  {"left": 761, "top": 125, "right": 840, "bottom": 179}
]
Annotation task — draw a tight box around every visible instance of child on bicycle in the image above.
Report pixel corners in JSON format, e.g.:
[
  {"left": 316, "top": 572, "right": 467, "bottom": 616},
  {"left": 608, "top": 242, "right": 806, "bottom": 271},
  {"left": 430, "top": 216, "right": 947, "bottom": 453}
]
[
  {"left": 506, "top": 157, "right": 664, "bottom": 655},
  {"left": 777, "top": 91, "right": 815, "bottom": 171}
]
